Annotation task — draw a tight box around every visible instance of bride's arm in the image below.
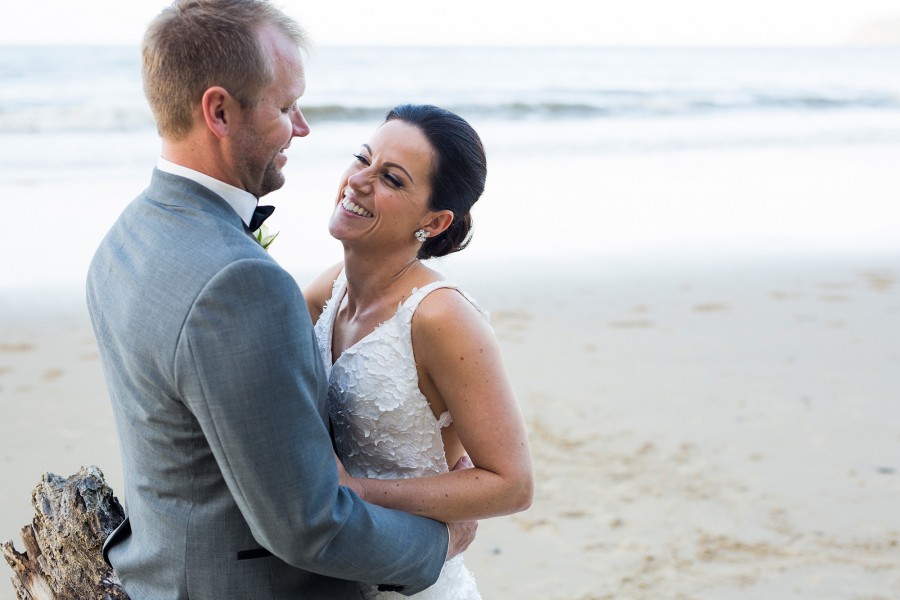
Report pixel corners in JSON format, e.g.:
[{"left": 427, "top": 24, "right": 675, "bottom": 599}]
[{"left": 343, "top": 289, "right": 534, "bottom": 523}]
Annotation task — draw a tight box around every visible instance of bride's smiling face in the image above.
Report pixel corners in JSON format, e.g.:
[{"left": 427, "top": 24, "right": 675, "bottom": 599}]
[{"left": 328, "top": 120, "right": 436, "bottom": 248}]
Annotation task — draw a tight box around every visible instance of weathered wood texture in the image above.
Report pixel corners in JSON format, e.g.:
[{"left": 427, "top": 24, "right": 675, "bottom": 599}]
[{"left": 2, "top": 466, "right": 129, "bottom": 600}]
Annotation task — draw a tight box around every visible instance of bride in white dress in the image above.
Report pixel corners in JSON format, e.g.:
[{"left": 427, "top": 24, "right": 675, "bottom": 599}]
[{"left": 305, "top": 104, "right": 533, "bottom": 599}]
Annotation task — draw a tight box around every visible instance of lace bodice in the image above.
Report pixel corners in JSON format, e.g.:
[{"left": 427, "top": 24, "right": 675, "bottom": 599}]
[{"left": 313, "top": 272, "right": 484, "bottom": 600}]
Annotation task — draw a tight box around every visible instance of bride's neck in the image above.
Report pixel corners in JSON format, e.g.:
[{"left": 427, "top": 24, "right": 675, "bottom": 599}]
[{"left": 342, "top": 247, "right": 422, "bottom": 309}]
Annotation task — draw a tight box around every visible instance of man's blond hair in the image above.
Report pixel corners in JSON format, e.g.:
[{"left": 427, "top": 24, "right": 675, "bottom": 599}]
[{"left": 142, "top": 0, "right": 308, "bottom": 139}]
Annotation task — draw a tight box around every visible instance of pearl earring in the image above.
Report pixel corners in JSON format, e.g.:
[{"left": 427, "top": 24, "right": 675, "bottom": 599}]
[{"left": 415, "top": 229, "right": 429, "bottom": 243}]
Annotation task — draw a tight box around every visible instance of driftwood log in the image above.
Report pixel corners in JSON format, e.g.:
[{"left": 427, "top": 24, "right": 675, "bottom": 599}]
[{"left": 2, "top": 466, "right": 130, "bottom": 600}]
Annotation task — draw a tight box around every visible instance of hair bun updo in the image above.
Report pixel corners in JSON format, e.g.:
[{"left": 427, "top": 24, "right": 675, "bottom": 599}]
[{"left": 384, "top": 104, "right": 487, "bottom": 260}]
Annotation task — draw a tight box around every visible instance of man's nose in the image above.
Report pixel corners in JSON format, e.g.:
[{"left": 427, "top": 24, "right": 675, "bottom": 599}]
[{"left": 292, "top": 108, "right": 310, "bottom": 137}]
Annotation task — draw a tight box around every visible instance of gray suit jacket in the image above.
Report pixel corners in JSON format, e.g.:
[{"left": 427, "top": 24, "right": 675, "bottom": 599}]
[{"left": 87, "top": 169, "right": 448, "bottom": 599}]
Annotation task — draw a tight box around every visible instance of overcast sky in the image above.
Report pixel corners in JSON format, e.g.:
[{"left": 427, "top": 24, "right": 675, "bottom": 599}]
[{"left": 2, "top": 0, "right": 898, "bottom": 46}]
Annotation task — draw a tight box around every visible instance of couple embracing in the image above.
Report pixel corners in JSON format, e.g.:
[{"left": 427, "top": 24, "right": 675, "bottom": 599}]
[{"left": 86, "top": 0, "right": 533, "bottom": 598}]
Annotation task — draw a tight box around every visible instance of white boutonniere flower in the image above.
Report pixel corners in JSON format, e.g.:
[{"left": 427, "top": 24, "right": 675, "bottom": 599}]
[{"left": 254, "top": 223, "right": 279, "bottom": 251}]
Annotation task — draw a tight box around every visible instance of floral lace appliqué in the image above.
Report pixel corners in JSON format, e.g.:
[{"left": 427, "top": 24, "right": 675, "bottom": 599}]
[{"left": 314, "top": 273, "right": 484, "bottom": 599}]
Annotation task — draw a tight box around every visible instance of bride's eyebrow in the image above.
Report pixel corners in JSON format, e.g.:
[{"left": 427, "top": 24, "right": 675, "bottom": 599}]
[{"left": 362, "top": 144, "right": 414, "bottom": 183}]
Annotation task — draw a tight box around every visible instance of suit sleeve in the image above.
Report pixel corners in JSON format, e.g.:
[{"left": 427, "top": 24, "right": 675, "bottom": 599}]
[{"left": 174, "top": 258, "right": 448, "bottom": 594}]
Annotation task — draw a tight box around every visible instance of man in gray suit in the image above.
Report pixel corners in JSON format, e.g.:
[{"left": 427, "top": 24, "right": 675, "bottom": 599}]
[{"left": 86, "top": 1, "right": 473, "bottom": 597}]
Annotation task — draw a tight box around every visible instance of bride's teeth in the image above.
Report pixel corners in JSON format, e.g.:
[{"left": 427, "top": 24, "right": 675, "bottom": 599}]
[{"left": 341, "top": 196, "right": 373, "bottom": 218}]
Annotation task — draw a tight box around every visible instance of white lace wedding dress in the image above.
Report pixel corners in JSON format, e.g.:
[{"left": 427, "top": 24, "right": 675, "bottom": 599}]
[{"left": 314, "top": 272, "right": 483, "bottom": 600}]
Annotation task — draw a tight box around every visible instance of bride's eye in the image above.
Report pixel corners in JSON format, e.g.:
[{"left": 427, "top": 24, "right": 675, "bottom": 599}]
[
  {"left": 353, "top": 153, "right": 370, "bottom": 166},
  {"left": 384, "top": 173, "right": 403, "bottom": 188}
]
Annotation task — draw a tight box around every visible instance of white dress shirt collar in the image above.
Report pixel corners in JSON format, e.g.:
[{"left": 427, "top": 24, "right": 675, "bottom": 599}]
[{"left": 157, "top": 157, "right": 258, "bottom": 228}]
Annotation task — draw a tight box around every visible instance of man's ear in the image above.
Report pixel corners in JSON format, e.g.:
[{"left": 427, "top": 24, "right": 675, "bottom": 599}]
[
  {"left": 422, "top": 210, "right": 455, "bottom": 238},
  {"left": 200, "top": 86, "right": 236, "bottom": 139}
]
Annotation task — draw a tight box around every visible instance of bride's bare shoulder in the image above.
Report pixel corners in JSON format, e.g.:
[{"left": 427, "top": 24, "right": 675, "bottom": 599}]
[{"left": 412, "top": 285, "right": 490, "bottom": 345}]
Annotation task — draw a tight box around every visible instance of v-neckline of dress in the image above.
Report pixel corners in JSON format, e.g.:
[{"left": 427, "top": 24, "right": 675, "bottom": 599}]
[{"left": 326, "top": 278, "right": 446, "bottom": 367}]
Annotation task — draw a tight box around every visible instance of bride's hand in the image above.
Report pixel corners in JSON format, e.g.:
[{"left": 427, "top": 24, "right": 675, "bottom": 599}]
[{"left": 334, "top": 454, "right": 366, "bottom": 499}]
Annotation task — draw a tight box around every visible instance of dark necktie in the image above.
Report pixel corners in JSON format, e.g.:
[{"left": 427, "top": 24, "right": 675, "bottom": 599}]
[{"left": 248, "top": 204, "right": 275, "bottom": 232}]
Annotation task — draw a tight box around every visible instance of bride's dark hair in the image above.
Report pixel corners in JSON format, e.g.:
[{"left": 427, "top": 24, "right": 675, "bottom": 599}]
[{"left": 384, "top": 104, "right": 487, "bottom": 260}]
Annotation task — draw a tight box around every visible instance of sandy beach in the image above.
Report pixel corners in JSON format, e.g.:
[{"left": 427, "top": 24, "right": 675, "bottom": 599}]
[
  {"left": 3, "top": 34, "right": 900, "bottom": 600},
  {"left": 2, "top": 249, "right": 898, "bottom": 599}
]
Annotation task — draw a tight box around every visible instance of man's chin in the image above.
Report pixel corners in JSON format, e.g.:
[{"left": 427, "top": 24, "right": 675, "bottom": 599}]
[{"left": 258, "top": 170, "right": 286, "bottom": 197}]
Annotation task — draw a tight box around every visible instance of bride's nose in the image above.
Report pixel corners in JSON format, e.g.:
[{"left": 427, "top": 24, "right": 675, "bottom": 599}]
[{"left": 347, "top": 168, "right": 372, "bottom": 193}]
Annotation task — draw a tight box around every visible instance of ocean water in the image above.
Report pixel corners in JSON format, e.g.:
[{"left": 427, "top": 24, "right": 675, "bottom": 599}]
[{"left": 2, "top": 45, "right": 900, "bottom": 290}]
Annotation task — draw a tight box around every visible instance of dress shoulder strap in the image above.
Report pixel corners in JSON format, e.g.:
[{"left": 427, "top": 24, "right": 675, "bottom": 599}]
[
  {"left": 400, "top": 280, "right": 490, "bottom": 323},
  {"left": 331, "top": 269, "right": 348, "bottom": 297},
  {"left": 319, "top": 269, "right": 348, "bottom": 322}
]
